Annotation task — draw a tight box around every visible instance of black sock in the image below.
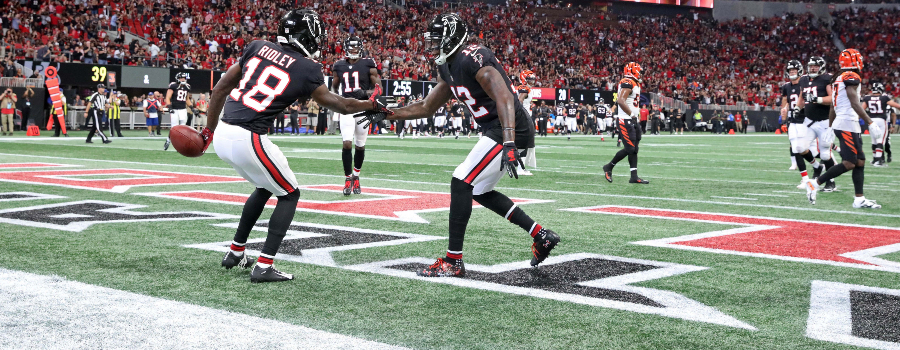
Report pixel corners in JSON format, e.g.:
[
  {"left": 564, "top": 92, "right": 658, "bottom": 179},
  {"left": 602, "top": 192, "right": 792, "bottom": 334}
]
[
  {"left": 802, "top": 151, "right": 815, "bottom": 163},
  {"left": 353, "top": 148, "right": 365, "bottom": 174},
  {"left": 233, "top": 188, "right": 273, "bottom": 244},
  {"left": 628, "top": 153, "right": 638, "bottom": 177},
  {"left": 260, "top": 189, "right": 300, "bottom": 258},
  {"left": 795, "top": 154, "right": 807, "bottom": 174},
  {"left": 342, "top": 148, "right": 352, "bottom": 176},
  {"left": 852, "top": 166, "right": 865, "bottom": 196},
  {"left": 448, "top": 178, "right": 473, "bottom": 255},
  {"left": 818, "top": 163, "right": 848, "bottom": 185},
  {"left": 473, "top": 190, "right": 536, "bottom": 233},
  {"left": 610, "top": 149, "right": 628, "bottom": 166},
  {"left": 886, "top": 140, "right": 892, "bottom": 157}
]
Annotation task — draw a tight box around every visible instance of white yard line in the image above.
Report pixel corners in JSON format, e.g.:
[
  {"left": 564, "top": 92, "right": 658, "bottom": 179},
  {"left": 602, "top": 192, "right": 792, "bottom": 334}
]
[
  {"left": 2, "top": 153, "right": 899, "bottom": 218},
  {"left": 0, "top": 268, "right": 410, "bottom": 350},
  {"left": 710, "top": 196, "right": 758, "bottom": 201},
  {"left": 743, "top": 193, "right": 790, "bottom": 198}
]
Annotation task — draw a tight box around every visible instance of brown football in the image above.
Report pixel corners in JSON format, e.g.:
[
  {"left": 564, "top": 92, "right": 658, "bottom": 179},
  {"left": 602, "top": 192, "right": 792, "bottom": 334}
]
[{"left": 170, "top": 125, "right": 205, "bottom": 157}]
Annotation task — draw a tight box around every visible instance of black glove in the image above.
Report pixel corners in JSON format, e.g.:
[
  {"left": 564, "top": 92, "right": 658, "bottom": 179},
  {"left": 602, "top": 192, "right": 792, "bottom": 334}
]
[
  {"left": 355, "top": 110, "right": 387, "bottom": 129},
  {"left": 501, "top": 141, "right": 524, "bottom": 179}
]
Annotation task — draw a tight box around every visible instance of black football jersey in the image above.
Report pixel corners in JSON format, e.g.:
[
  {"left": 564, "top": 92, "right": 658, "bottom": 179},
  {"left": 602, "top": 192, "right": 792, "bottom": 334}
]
[
  {"left": 780, "top": 81, "right": 805, "bottom": 124},
  {"left": 862, "top": 95, "right": 892, "bottom": 119},
  {"left": 437, "top": 44, "right": 531, "bottom": 145},
  {"left": 435, "top": 106, "right": 447, "bottom": 117},
  {"left": 799, "top": 74, "right": 832, "bottom": 121},
  {"left": 567, "top": 104, "right": 579, "bottom": 117},
  {"left": 168, "top": 82, "right": 191, "bottom": 109},
  {"left": 223, "top": 40, "right": 324, "bottom": 134},
  {"left": 596, "top": 105, "right": 608, "bottom": 117},
  {"left": 332, "top": 58, "right": 378, "bottom": 98}
]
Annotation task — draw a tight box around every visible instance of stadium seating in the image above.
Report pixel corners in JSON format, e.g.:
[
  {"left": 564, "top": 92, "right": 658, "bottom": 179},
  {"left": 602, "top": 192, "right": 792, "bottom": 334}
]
[{"left": 3, "top": 0, "right": 897, "bottom": 106}]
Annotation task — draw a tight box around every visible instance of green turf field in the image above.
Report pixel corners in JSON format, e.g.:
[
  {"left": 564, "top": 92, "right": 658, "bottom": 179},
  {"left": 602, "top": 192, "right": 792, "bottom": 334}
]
[{"left": 1, "top": 130, "right": 899, "bottom": 350}]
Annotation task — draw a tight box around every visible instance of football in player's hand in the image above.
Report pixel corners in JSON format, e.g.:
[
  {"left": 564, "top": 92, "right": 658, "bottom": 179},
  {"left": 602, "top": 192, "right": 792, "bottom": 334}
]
[{"left": 170, "top": 125, "right": 205, "bottom": 157}]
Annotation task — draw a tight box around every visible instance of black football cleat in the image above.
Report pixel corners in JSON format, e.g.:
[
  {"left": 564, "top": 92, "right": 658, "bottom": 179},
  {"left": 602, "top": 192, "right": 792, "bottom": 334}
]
[
  {"left": 822, "top": 180, "right": 836, "bottom": 192},
  {"left": 250, "top": 264, "right": 294, "bottom": 283},
  {"left": 164, "top": 139, "right": 171, "bottom": 150},
  {"left": 888, "top": 155, "right": 892, "bottom": 163},
  {"left": 417, "top": 258, "right": 465, "bottom": 277},
  {"left": 351, "top": 176, "right": 361, "bottom": 195},
  {"left": 531, "top": 228, "right": 560, "bottom": 267},
  {"left": 629, "top": 178, "right": 650, "bottom": 184},
  {"left": 343, "top": 177, "right": 352, "bottom": 196},
  {"left": 221, "top": 251, "right": 255, "bottom": 270},
  {"left": 86, "top": 140, "right": 93, "bottom": 143},
  {"left": 103, "top": 140, "right": 112, "bottom": 144},
  {"left": 603, "top": 164, "right": 613, "bottom": 183}
]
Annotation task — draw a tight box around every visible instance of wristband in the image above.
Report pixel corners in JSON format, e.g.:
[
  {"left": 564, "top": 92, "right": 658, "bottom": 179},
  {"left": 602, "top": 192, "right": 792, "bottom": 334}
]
[{"left": 816, "top": 97, "right": 824, "bottom": 104}]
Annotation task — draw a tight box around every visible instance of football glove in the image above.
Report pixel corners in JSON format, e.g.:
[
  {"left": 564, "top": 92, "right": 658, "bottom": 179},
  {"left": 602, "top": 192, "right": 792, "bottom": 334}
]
[
  {"left": 355, "top": 96, "right": 395, "bottom": 128},
  {"left": 200, "top": 127, "right": 214, "bottom": 154},
  {"left": 868, "top": 121, "right": 882, "bottom": 141},
  {"left": 501, "top": 141, "right": 524, "bottom": 179}
]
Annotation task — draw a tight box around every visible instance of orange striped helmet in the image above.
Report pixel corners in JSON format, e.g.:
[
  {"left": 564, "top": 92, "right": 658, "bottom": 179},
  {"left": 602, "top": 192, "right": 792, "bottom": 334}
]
[
  {"left": 519, "top": 69, "right": 536, "bottom": 85},
  {"left": 624, "top": 62, "right": 642, "bottom": 81},
  {"left": 838, "top": 48, "right": 863, "bottom": 71}
]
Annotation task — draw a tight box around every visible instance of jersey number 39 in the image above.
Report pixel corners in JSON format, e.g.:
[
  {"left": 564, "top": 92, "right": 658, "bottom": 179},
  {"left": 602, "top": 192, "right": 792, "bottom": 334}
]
[{"left": 229, "top": 57, "right": 290, "bottom": 112}]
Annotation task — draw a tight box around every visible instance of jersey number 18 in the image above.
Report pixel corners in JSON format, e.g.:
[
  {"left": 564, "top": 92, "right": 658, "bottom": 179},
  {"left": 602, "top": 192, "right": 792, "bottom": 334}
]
[{"left": 229, "top": 57, "right": 289, "bottom": 112}]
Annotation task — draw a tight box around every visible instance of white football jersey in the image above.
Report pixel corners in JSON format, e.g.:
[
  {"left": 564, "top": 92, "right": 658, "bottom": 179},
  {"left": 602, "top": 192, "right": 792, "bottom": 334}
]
[
  {"left": 831, "top": 71, "right": 862, "bottom": 133},
  {"left": 616, "top": 77, "right": 641, "bottom": 119}
]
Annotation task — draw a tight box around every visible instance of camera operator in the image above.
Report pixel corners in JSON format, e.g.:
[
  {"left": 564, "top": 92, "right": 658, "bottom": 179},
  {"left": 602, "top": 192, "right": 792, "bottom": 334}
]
[{"left": 0, "top": 88, "right": 17, "bottom": 135}]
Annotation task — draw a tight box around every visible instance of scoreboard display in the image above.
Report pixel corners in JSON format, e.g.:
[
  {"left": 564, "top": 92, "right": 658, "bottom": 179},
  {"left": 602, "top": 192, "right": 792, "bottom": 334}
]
[{"left": 55, "top": 63, "right": 121, "bottom": 87}]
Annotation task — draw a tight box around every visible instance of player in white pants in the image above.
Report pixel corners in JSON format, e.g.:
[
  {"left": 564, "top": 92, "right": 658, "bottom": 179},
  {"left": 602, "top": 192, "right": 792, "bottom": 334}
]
[{"left": 433, "top": 114, "right": 446, "bottom": 138}]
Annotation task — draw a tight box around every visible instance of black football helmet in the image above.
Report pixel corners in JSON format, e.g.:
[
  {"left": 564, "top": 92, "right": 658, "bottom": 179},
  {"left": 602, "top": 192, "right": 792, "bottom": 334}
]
[
  {"left": 424, "top": 13, "right": 468, "bottom": 65},
  {"left": 176, "top": 72, "right": 187, "bottom": 81},
  {"left": 785, "top": 60, "right": 803, "bottom": 80},
  {"left": 598, "top": 97, "right": 605, "bottom": 105},
  {"left": 345, "top": 36, "right": 362, "bottom": 60},
  {"left": 807, "top": 56, "right": 826, "bottom": 78},
  {"left": 277, "top": 9, "right": 324, "bottom": 59},
  {"left": 872, "top": 82, "right": 885, "bottom": 94}
]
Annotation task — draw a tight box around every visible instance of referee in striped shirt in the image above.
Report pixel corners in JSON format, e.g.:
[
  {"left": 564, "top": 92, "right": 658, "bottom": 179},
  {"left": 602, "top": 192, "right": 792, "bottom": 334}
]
[{"left": 86, "top": 84, "right": 111, "bottom": 144}]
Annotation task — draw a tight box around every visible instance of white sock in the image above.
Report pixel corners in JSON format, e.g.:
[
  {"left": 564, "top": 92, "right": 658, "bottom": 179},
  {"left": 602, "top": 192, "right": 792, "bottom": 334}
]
[
  {"left": 854, "top": 196, "right": 866, "bottom": 203},
  {"left": 811, "top": 161, "right": 820, "bottom": 168},
  {"left": 352, "top": 168, "right": 361, "bottom": 177},
  {"left": 256, "top": 262, "right": 271, "bottom": 269},
  {"left": 791, "top": 157, "right": 797, "bottom": 166}
]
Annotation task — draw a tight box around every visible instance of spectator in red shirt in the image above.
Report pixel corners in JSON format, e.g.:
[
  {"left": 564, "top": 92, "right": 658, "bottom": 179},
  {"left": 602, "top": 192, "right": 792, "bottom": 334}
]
[{"left": 639, "top": 105, "right": 649, "bottom": 133}]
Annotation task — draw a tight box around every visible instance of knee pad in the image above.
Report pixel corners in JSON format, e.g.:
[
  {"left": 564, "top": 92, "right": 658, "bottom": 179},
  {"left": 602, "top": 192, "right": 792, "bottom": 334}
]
[
  {"left": 451, "top": 177, "right": 473, "bottom": 194},
  {"left": 355, "top": 140, "right": 366, "bottom": 148},
  {"left": 278, "top": 188, "right": 300, "bottom": 202}
]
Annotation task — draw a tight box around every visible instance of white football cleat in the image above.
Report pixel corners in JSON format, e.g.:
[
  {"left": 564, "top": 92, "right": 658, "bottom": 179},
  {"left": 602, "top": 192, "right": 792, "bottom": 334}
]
[
  {"left": 853, "top": 198, "right": 882, "bottom": 209},
  {"left": 789, "top": 164, "right": 798, "bottom": 170},
  {"left": 796, "top": 178, "right": 809, "bottom": 190},
  {"left": 806, "top": 180, "right": 820, "bottom": 205}
]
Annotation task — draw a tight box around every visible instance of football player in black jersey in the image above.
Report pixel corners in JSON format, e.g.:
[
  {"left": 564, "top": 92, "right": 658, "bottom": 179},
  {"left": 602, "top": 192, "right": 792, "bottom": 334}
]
[
  {"left": 380, "top": 13, "right": 558, "bottom": 277},
  {"left": 332, "top": 36, "right": 381, "bottom": 195},
  {"left": 164, "top": 72, "right": 192, "bottom": 151},
  {"left": 205, "top": 9, "right": 389, "bottom": 283},
  {"left": 798, "top": 56, "right": 836, "bottom": 191},
  {"left": 780, "top": 59, "right": 823, "bottom": 189},
  {"left": 863, "top": 82, "right": 900, "bottom": 166}
]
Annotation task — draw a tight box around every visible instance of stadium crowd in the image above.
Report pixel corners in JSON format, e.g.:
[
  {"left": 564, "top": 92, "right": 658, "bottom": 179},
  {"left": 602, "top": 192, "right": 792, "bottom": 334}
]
[{"left": 2, "top": 0, "right": 898, "bottom": 108}]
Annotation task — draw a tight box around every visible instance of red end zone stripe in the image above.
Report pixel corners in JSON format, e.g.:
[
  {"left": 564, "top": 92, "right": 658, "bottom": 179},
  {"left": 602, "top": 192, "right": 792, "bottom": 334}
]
[
  {"left": 587, "top": 206, "right": 900, "bottom": 265},
  {"left": 464, "top": 144, "right": 503, "bottom": 184},
  {"left": 251, "top": 134, "right": 294, "bottom": 193}
]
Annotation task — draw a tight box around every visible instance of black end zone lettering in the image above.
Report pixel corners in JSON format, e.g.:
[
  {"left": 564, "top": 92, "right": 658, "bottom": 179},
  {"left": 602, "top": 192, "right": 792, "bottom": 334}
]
[{"left": 0, "top": 200, "right": 237, "bottom": 232}]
